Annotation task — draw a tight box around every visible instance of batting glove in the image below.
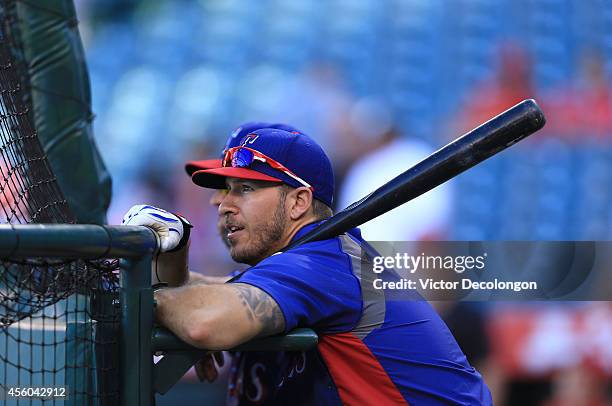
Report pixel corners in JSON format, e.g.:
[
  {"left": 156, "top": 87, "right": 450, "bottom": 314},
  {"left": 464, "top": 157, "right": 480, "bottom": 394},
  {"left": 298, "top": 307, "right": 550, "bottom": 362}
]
[{"left": 122, "top": 204, "right": 193, "bottom": 252}]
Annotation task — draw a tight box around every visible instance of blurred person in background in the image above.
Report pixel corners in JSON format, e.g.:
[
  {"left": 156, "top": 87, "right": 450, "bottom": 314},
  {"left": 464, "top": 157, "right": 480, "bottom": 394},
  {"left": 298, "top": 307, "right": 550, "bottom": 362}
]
[
  {"left": 455, "top": 42, "right": 534, "bottom": 134},
  {"left": 487, "top": 302, "right": 612, "bottom": 406},
  {"left": 447, "top": 42, "right": 545, "bottom": 405},
  {"left": 542, "top": 50, "right": 612, "bottom": 139},
  {"left": 544, "top": 364, "right": 611, "bottom": 406},
  {"left": 338, "top": 98, "right": 452, "bottom": 241},
  {"left": 161, "top": 138, "right": 232, "bottom": 277}
]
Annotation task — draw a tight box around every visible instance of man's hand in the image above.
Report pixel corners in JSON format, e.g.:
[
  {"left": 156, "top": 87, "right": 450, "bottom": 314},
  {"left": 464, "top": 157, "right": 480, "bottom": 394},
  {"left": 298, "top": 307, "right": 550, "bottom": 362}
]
[
  {"left": 195, "top": 352, "right": 227, "bottom": 382},
  {"left": 122, "top": 204, "right": 192, "bottom": 252}
]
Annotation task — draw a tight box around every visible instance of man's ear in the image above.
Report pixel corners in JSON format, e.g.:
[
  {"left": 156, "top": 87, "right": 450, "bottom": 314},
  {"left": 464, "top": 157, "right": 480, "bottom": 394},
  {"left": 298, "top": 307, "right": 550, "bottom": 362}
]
[{"left": 287, "top": 187, "right": 313, "bottom": 221}]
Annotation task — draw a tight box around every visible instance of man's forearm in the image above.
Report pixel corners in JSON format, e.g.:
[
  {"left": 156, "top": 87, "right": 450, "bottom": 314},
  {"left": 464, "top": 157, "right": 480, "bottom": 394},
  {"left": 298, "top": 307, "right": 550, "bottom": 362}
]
[
  {"left": 154, "top": 286, "right": 201, "bottom": 346},
  {"left": 154, "top": 283, "right": 258, "bottom": 350},
  {"left": 154, "top": 282, "right": 284, "bottom": 350},
  {"left": 153, "top": 243, "right": 230, "bottom": 286},
  {"left": 152, "top": 242, "right": 189, "bottom": 286}
]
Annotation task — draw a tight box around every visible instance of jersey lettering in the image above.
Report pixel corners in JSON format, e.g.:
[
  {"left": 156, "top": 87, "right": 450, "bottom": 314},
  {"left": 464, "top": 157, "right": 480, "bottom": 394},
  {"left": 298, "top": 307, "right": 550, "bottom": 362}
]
[{"left": 245, "top": 362, "right": 266, "bottom": 402}]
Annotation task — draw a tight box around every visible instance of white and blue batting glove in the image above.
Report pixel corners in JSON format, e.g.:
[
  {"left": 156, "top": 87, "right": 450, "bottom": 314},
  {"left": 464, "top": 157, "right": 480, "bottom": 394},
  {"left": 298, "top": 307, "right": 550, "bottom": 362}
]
[{"left": 122, "top": 204, "right": 192, "bottom": 252}]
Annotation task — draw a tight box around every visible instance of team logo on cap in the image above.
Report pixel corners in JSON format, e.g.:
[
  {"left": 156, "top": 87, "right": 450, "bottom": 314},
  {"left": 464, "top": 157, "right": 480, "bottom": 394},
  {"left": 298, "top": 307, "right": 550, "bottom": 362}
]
[{"left": 240, "top": 133, "right": 259, "bottom": 146}]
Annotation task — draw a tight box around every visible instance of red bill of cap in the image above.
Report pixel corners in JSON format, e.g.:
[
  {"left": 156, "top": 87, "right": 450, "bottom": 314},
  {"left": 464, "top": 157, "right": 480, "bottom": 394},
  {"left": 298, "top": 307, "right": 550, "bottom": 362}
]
[
  {"left": 191, "top": 167, "right": 283, "bottom": 189},
  {"left": 184, "top": 159, "right": 223, "bottom": 176}
]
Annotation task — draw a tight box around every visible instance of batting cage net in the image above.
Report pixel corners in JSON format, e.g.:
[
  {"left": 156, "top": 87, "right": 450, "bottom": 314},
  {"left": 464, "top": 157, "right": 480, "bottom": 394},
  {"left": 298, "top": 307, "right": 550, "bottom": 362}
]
[{"left": 0, "top": 1, "right": 119, "bottom": 404}]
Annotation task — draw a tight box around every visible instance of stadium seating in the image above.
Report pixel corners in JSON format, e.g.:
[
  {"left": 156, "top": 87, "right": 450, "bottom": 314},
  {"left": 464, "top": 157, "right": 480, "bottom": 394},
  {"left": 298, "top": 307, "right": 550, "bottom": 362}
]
[{"left": 83, "top": 0, "right": 611, "bottom": 240}]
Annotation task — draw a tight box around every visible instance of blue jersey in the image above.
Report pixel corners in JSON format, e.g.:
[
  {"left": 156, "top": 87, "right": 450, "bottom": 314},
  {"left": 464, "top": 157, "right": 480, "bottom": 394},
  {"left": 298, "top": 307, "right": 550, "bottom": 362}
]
[{"left": 228, "top": 223, "right": 492, "bottom": 405}]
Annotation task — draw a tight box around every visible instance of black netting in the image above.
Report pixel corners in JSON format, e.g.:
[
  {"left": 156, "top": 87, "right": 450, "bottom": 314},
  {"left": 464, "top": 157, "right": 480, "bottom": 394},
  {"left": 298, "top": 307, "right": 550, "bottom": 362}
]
[
  {"left": 0, "top": 1, "right": 120, "bottom": 404},
  {"left": 0, "top": 1, "right": 73, "bottom": 225},
  {"left": 0, "top": 259, "right": 121, "bottom": 404}
]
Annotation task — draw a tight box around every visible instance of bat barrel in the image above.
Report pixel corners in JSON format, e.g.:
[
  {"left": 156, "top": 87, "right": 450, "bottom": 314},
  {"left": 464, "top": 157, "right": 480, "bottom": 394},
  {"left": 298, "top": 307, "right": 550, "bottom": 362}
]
[
  {"left": 455, "top": 98, "right": 545, "bottom": 162},
  {"left": 285, "top": 99, "right": 545, "bottom": 250}
]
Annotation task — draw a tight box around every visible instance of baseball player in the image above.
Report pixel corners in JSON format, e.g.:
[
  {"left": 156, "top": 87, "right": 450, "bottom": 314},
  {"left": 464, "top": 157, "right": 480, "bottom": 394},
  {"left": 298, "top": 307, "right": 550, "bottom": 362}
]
[
  {"left": 184, "top": 121, "right": 307, "bottom": 382},
  {"left": 124, "top": 128, "right": 492, "bottom": 405}
]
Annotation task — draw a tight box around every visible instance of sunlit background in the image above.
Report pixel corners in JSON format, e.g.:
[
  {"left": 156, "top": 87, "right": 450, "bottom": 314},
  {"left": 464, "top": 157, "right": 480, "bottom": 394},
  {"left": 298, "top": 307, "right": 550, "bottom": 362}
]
[{"left": 75, "top": 0, "right": 612, "bottom": 404}]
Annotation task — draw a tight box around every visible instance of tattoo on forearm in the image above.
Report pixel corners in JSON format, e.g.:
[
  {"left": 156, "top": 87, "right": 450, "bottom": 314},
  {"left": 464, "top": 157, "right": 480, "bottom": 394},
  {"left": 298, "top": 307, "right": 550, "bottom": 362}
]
[{"left": 233, "top": 284, "right": 285, "bottom": 336}]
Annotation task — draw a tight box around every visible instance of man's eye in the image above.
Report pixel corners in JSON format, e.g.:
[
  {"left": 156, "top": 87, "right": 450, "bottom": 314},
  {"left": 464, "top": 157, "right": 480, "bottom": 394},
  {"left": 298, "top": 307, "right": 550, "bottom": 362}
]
[{"left": 241, "top": 184, "right": 254, "bottom": 192}]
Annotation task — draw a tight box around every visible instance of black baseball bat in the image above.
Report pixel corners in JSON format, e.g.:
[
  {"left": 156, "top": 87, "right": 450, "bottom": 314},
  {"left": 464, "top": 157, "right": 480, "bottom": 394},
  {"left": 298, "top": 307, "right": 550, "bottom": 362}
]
[{"left": 285, "top": 98, "right": 546, "bottom": 250}]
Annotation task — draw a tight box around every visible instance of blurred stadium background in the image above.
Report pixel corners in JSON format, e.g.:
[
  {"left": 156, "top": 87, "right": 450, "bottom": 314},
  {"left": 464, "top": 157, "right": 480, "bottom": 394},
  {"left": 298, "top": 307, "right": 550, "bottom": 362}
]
[{"left": 71, "top": 0, "right": 612, "bottom": 404}]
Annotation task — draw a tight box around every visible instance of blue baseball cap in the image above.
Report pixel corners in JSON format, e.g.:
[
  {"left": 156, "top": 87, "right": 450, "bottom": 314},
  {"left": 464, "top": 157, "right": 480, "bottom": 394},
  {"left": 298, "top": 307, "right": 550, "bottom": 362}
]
[
  {"left": 192, "top": 128, "right": 334, "bottom": 207},
  {"left": 184, "top": 122, "right": 304, "bottom": 175}
]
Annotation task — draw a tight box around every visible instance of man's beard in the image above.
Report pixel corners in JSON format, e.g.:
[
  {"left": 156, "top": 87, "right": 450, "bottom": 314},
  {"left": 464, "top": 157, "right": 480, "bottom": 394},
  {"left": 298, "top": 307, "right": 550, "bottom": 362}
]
[{"left": 229, "top": 197, "right": 287, "bottom": 265}]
